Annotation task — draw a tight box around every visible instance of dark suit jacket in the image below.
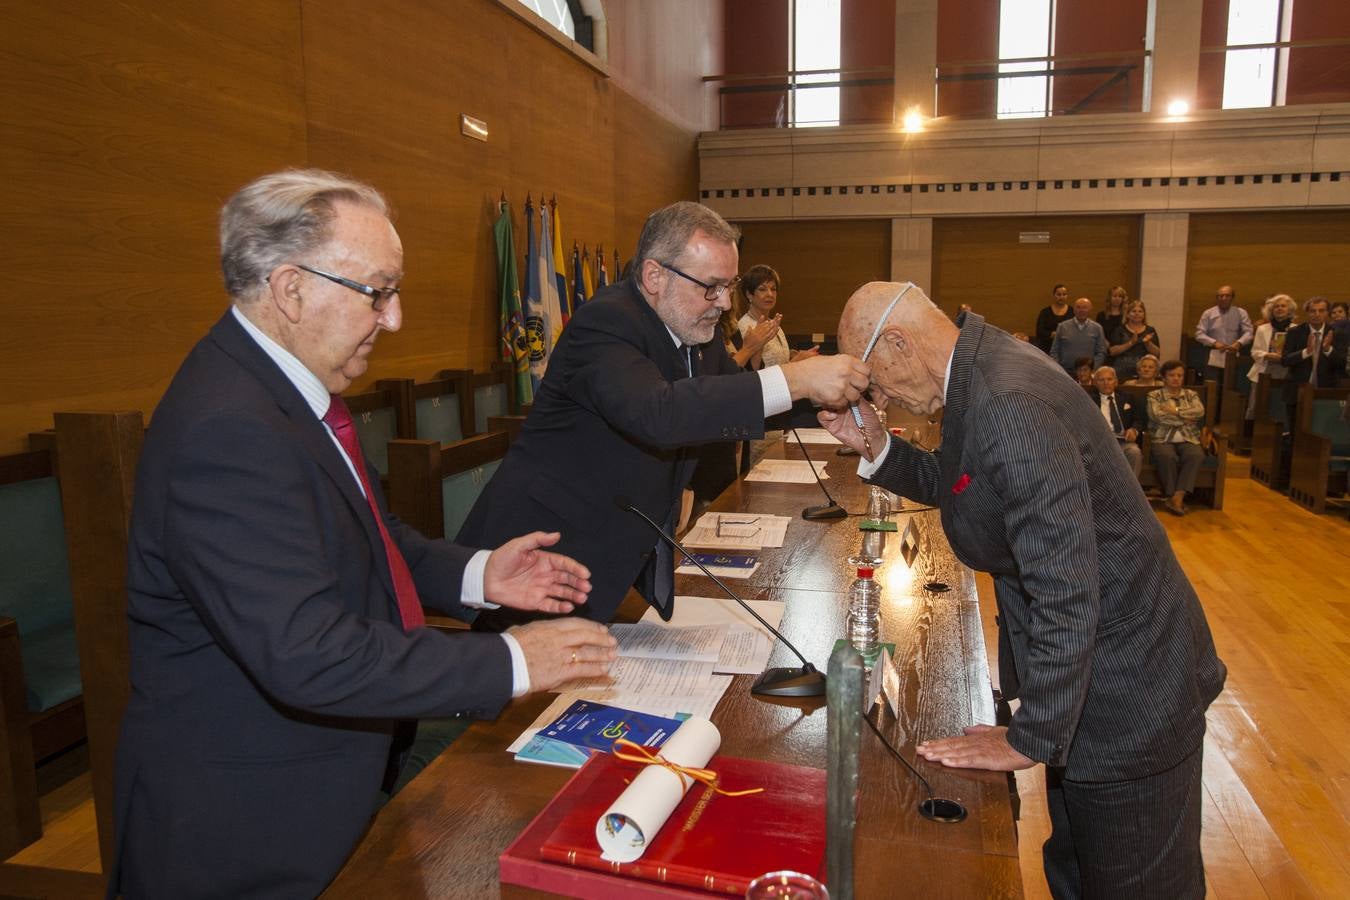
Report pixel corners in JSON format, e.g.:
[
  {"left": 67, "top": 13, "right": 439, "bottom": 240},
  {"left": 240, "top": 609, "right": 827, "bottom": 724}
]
[
  {"left": 867, "top": 313, "right": 1226, "bottom": 781},
  {"left": 1087, "top": 388, "right": 1141, "bottom": 441},
  {"left": 1280, "top": 321, "right": 1347, "bottom": 396},
  {"left": 112, "top": 312, "right": 514, "bottom": 899},
  {"left": 459, "top": 278, "right": 765, "bottom": 624}
]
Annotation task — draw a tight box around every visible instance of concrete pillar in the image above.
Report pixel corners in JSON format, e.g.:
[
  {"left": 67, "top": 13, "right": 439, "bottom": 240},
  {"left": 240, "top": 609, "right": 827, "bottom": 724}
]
[
  {"left": 891, "top": 217, "right": 933, "bottom": 294},
  {"left": 1139, "top": 212, "right": 1190, "bottom": 360},
  {"left": 1145, "top": 0, "right": 1204, "bottom": 113},
  {"left": 894, "top": 0, "right": 939, "bottom": 120}
]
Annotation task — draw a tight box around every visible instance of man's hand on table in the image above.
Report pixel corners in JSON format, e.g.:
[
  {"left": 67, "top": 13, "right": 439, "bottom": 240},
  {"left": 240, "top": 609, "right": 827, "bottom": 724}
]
[
  {"left": 916, "top": 724, "right": 1036, "bottom": 772},
  {"left": 484, "top": 531, "right": 592, "bottom": 613},
  {"left": 508, "top": 618, "right": 617, "bottom": 693}
]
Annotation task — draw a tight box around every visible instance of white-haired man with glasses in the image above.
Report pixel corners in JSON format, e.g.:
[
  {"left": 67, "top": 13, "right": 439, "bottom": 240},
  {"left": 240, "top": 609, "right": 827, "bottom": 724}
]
[
  {"left": 460, "top": 201, "right": 870, "bottom": 627},
  {"left": 111, "top": 169, "right": 618, "bottom": 898}
]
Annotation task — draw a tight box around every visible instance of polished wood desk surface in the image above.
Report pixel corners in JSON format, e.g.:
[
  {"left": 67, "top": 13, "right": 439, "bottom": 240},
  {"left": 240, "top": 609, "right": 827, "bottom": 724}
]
[{"left": 324, "top": 439, "right": 1021, "bottom": 899}]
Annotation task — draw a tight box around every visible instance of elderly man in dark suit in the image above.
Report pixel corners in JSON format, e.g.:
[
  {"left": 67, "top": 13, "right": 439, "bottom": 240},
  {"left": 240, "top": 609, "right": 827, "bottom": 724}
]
[
  {"left": 112, "top": 170, "right": 617, "bottom": 899},
  {"left": 820, "top": 282, "right": 1226, "bottom": 899},
  {"left": 459, "top": 201, "right": 870, "bottom": 626}
]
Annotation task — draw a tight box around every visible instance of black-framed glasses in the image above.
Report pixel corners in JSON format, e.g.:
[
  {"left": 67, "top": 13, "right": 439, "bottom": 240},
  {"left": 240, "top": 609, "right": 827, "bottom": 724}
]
[
  {"left": 296, "top": 264, "right": 401, "bottom": 311},
  {"left": 659, "top": 262, "right": 739, "bottom": 302}
]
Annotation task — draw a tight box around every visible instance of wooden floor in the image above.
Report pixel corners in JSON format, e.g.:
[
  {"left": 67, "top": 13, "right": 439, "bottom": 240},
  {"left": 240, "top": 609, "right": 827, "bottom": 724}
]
[{"left": 6, "top": 456, "right": 1350, "bottom": 898}]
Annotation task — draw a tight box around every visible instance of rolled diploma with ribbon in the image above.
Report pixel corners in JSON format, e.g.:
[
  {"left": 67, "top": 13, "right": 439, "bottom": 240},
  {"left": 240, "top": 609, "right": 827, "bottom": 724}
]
[{"left": 594, "top": 716, "right": 721, "bottom": 863}]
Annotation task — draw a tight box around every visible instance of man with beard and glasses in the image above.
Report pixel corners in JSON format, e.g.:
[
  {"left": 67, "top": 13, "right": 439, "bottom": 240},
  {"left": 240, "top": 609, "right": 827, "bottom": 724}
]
[{"left": 459, "top": 201, "right": 870, "bottom": 626}]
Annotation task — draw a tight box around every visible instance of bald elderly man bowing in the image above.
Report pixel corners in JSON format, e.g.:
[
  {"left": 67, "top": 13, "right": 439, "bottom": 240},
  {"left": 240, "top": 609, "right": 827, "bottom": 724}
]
[{"left": 820, "top": 282, "right": 1225, "bottom": 900}]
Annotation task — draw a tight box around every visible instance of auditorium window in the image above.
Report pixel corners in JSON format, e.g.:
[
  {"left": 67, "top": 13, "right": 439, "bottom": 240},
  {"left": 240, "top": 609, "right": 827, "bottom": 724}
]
[
  {"left": 997, "top": 0, "right": 1055, "bottom": 119},
  {"left": 1221, "top": 0, "right": 1285, "bottom": 109},
  {"left": 792, "top": 0, "right": 842, "bottom": 127},
  {"left": 519, "top": 0, "right": 575, "bottom": 39}
]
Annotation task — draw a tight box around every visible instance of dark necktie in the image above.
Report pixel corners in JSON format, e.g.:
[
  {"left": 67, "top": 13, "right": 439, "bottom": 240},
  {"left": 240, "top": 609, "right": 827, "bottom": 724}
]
[
  {"left": 1107, "top": 395, "right": 1123, "bottom": 434},
  {"left": 323, "top": 396, "right": 426, "bottom": 631},
  {"left": 1311, "top": 330, "right": 1323, "bottom": 386}
]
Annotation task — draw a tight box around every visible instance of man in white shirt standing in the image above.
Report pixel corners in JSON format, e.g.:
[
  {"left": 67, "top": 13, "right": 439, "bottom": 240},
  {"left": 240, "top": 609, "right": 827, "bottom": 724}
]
[{"left": 1194, "top": 284, "right": 1254, "bottom": 408}]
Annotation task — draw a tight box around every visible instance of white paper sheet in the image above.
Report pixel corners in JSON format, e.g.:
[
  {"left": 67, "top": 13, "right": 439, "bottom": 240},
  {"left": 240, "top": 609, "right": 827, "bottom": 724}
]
[
  {"left": 609, "top": 622, "right": 724, "bottom": 663},
  {"left": 640, "top": 595, "right": 785, "bottom": 675},
  {"left": 745, "top": 458, "right": 830, "bottom": 483},
  {"left": 789, "top": 427, "right": 843, "bottom": 445},
  {"left": 681, "top": 511, "right": 791, "bottom": 550}
]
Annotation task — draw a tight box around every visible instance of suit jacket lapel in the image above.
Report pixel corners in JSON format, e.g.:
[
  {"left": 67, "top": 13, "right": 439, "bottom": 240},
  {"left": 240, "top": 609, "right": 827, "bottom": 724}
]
[{"left": 207, "top": 313, "right": 399, "bottom": 601}]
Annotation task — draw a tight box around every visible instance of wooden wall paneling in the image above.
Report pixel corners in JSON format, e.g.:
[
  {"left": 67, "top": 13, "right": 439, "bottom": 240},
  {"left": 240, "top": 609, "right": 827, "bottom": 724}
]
[
  {"left": 936, "top": 0, "right": 999, "bottom": 118},
  {"left": 604, "top": 0, "right": 723, "bottom": 133},
  {"left": 1184, "top": 210, "right": 1350, "bottom": 330},
  {"left": 734, "top": 219, "right": 893, "bottom": 336},
  {"left": 1052, "top": 0, "right": 1148, "bottom": 114},
  {"left": 613, "top": 89, "right": 701, "bottom": 264},
  {"left": 931, "top": 215, "right": 1142, "bottom": 338},
  {"left": 840, "top": 0, "right": 896, "bottom": 125},
  {"left": 0, "top": 2, "right": 307, "bottom": 453},
  {"left": 52, "top": 411, "right": 143, "bottom": 876},
  {"left": 1287, "top": 0, "right": 1350, "bottom": 106},
  {"left": 721, "top": 0, "right": 790, "bottom": 129}
]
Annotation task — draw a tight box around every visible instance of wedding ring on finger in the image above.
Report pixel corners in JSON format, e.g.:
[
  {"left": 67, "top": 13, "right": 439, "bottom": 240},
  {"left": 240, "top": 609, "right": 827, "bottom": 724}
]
[{"left": 570, "top": 650, "right": 578, "bottom": 664}]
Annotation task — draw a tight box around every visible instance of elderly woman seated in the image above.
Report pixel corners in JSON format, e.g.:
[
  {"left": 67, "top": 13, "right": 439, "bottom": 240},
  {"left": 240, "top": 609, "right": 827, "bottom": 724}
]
[
  {"left": 1123, "top": 354, "right": 1162, "bottom": 387},
  {"left": 1148, "top": 360, "right": 1207, "bottom": 516}
]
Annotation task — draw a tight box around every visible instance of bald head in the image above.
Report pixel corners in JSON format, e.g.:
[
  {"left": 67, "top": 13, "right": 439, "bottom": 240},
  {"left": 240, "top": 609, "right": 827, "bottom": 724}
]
[
  {"left": 838, "top": 281, "right": 957, "bottom": 415},
  {"left": 1073, "top": 298, "right": 1092, "bottom": 321}
]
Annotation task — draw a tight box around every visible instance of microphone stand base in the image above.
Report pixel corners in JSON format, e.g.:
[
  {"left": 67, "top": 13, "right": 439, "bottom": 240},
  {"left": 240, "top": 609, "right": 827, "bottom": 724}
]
[
  {"left": 751, "top": 666, "right": 828, "bottom": 698},
  {"left": 802, "top": 503, "right": 848, "bottom": 520},
  {"left": 918, "top": 797, "right": 968, "bottom": 823}
]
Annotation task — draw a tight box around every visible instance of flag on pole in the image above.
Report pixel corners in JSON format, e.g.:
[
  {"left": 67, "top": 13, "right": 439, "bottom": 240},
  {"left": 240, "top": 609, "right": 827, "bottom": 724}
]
[
  {"left": 522, "top": 194, "right": 548, "bottom": 391},
  {"left": 570, "top": 243, "right": 587, "bottom": 313},
  {"left": 550, "top": 197, "right": 570, "bottom": 322},
  {"left": 581, "top": 245, "right": 596, "bottom": 301},
  {"left": 596, "top": 243, "right": 608, "bottom": 290},
  {"left": 538, "top": 197, "right": 565, "bottom": 357},
  {"left": 492, "top": 197, "right": 533, "bottom": 406},
  {"left": 613, "top": 246, "right": 622, "bottom": 283}
]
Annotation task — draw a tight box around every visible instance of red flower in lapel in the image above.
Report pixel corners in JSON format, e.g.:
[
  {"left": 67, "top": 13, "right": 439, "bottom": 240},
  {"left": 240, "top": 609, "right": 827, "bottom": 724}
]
[{"left": 952, "top": 473, "right": 972, "bottom": 495}]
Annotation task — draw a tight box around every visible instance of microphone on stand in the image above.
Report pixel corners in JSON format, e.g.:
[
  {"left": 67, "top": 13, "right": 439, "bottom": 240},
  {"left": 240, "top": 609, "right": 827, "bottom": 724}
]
[
  {"left": 613, "top": 495, "right": 826, "bottom": 698},
  {"left": 789, "top": 428, "right": 848, "bottom": 520}
]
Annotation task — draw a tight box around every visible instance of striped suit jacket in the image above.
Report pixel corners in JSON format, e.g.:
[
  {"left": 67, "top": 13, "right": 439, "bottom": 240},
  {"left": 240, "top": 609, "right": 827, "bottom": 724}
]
[{"left": 869, "top": 313, "right": 1226, "bottom": 781}]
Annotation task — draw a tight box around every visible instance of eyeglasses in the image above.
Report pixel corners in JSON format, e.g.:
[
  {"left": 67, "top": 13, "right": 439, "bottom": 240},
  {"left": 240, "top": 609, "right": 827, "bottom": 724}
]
[
  {"left": 296, "top": 264, "right": 401, "bottom": 311},
  {"left": 660, "top": 262, "right": 739, "bottom": 302}
]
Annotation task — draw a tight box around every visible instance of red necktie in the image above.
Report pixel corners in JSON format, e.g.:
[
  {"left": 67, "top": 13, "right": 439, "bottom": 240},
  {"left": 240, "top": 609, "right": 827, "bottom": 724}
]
[{"left": 322, "top": 396, "right": 426, "bottom": 631}]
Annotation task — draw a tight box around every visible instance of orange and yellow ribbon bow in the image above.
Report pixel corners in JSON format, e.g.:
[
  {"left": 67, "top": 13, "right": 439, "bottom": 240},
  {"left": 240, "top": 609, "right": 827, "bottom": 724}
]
[{"left": 610, "top": 738, "right": 764, "bottom": 797}]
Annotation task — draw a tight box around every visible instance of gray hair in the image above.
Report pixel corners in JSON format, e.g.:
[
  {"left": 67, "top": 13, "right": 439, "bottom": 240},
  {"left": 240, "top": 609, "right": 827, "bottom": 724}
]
[
  {"left": 219, "top": 169, "right": 389, "bottom": 300},
  {"left": 1303, "top": 295, "right": 1329, "bottom": 313},
  {"left": 1263, "top": 293, "right": 1294, "bottom": 319},
  {"left": 632, "top": 201, "right": 740, "bottom": 275},
  {"left": 1093, "top": 365, "right": 1118, "bottom": 379}
]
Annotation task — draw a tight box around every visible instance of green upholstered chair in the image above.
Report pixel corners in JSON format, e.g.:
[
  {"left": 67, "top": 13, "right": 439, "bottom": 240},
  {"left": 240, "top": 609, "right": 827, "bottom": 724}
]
[{"left": 1288, "top": 386, "right": 1350, "bottom": 514}]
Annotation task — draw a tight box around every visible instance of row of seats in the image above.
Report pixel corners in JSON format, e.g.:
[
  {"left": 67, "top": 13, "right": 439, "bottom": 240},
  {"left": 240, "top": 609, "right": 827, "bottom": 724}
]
[{"left": 0, "top": 363, "right": 523, "bottom": 859}]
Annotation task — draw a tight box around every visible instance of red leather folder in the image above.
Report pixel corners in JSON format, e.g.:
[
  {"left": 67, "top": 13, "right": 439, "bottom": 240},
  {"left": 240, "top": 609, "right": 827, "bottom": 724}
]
[{"left": 499, "top": 751, "right": 826, "bottom": 898}]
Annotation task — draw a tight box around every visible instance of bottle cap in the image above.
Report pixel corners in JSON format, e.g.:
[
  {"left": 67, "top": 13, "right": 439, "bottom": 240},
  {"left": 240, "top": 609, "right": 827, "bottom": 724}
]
[{"left": 856, "top": 566, "right": 874, "bottom": 579}]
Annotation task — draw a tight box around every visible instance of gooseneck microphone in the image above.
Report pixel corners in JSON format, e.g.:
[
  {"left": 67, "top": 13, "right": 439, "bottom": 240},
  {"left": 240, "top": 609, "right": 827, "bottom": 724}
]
[
  {"left": 789, "top": 428, "right": 848, "bottom": 520},
  {"left": 613, "top": 495, "right": 826, "bottom": 698}
]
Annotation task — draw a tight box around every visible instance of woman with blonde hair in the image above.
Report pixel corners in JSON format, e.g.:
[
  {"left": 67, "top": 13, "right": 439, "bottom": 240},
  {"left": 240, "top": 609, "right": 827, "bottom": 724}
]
[
  {"left": 1246, "top": 293, "right": 1295, "bottom": 417},
  {"left": 1107, "top": 299, "right": 1161, "bottom": 382},
  {"left": 1097, "top": 285, "right": 1129, "bottom": 337}
]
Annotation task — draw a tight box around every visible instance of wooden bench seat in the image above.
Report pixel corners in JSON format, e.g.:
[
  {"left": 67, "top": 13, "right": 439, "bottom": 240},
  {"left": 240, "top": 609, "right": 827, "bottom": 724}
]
[{"left": 1288, "top": 385, "right": 1350, "bottom": 514}]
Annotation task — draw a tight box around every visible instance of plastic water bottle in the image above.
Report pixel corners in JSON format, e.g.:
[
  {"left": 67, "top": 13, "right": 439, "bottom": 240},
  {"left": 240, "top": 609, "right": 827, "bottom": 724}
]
[{"left": 846, "top": 566, "right": 882, "bottom": 668}]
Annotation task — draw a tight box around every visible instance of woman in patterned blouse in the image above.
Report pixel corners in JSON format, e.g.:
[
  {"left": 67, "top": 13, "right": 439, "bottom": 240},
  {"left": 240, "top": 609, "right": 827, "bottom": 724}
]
[{"left": 1148, "top": 360, "right": 1207, "bottom": 516}]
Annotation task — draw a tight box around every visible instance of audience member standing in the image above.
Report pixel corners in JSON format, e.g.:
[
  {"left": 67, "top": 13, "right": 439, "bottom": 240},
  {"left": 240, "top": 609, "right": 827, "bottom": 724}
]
[
  {"left": 1330, "top": 300, "right": 1348, "bottom": 324},
  {"left": 1090, "top": 366, "right": 1142, "bottom": 477},
  {"left": 1149, "top": 360, "right": 1207, "bottom": 517},
  {"left": 1051, "top": 298, "right": 1106, "bottom": 374},
  {"left": 736, "top": 264, "right": 818, "bottom": 369},
  {"left": 1279, "top": 296, "right": 1347, "bottom": 422},
  {"left": 1107, "top": 299, "right": 1161, "bottom": 382},
  {"left": 1246, "top": 294, "right": 1295, "bottom": 418},
  {"left": 1194, "top": 284, "right": 1253, "bottom": 393},
  {"left": 1096, "top": 285, "right": 1128, "bottom": 338},
  {"left": 1033, "top": 283, "right": 1073, "bottom": 352}
]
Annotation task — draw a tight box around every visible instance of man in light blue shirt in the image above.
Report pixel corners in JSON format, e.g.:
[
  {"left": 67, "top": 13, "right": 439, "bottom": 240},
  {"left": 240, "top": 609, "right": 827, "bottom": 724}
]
[
  {"left": 1194, "top": 284, "right": 1254, "bottom": 400},
  {"left": 1050, "top": 298, "right": 1106, "bottom": 375}
]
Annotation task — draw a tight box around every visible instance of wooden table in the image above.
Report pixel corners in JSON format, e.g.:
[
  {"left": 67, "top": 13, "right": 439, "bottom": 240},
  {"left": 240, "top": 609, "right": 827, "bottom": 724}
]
[{"left": 325, "top": 439, "right": 1022, "bottom": 899}]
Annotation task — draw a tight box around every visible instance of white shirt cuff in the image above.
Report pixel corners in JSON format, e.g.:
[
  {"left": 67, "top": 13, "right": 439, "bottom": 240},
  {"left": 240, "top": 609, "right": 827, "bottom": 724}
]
[
  {"left": 759, "top": 366, "right": 792, "bottom": 417},
  {"left": 500, "top": 632, "right": 530, "bottom": 697},
  {"left": 856, "top": 433, "right": 893, "bottom": 479},
  {"left": 459, "top": 549, "right": 499, "bottom": 609}
]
